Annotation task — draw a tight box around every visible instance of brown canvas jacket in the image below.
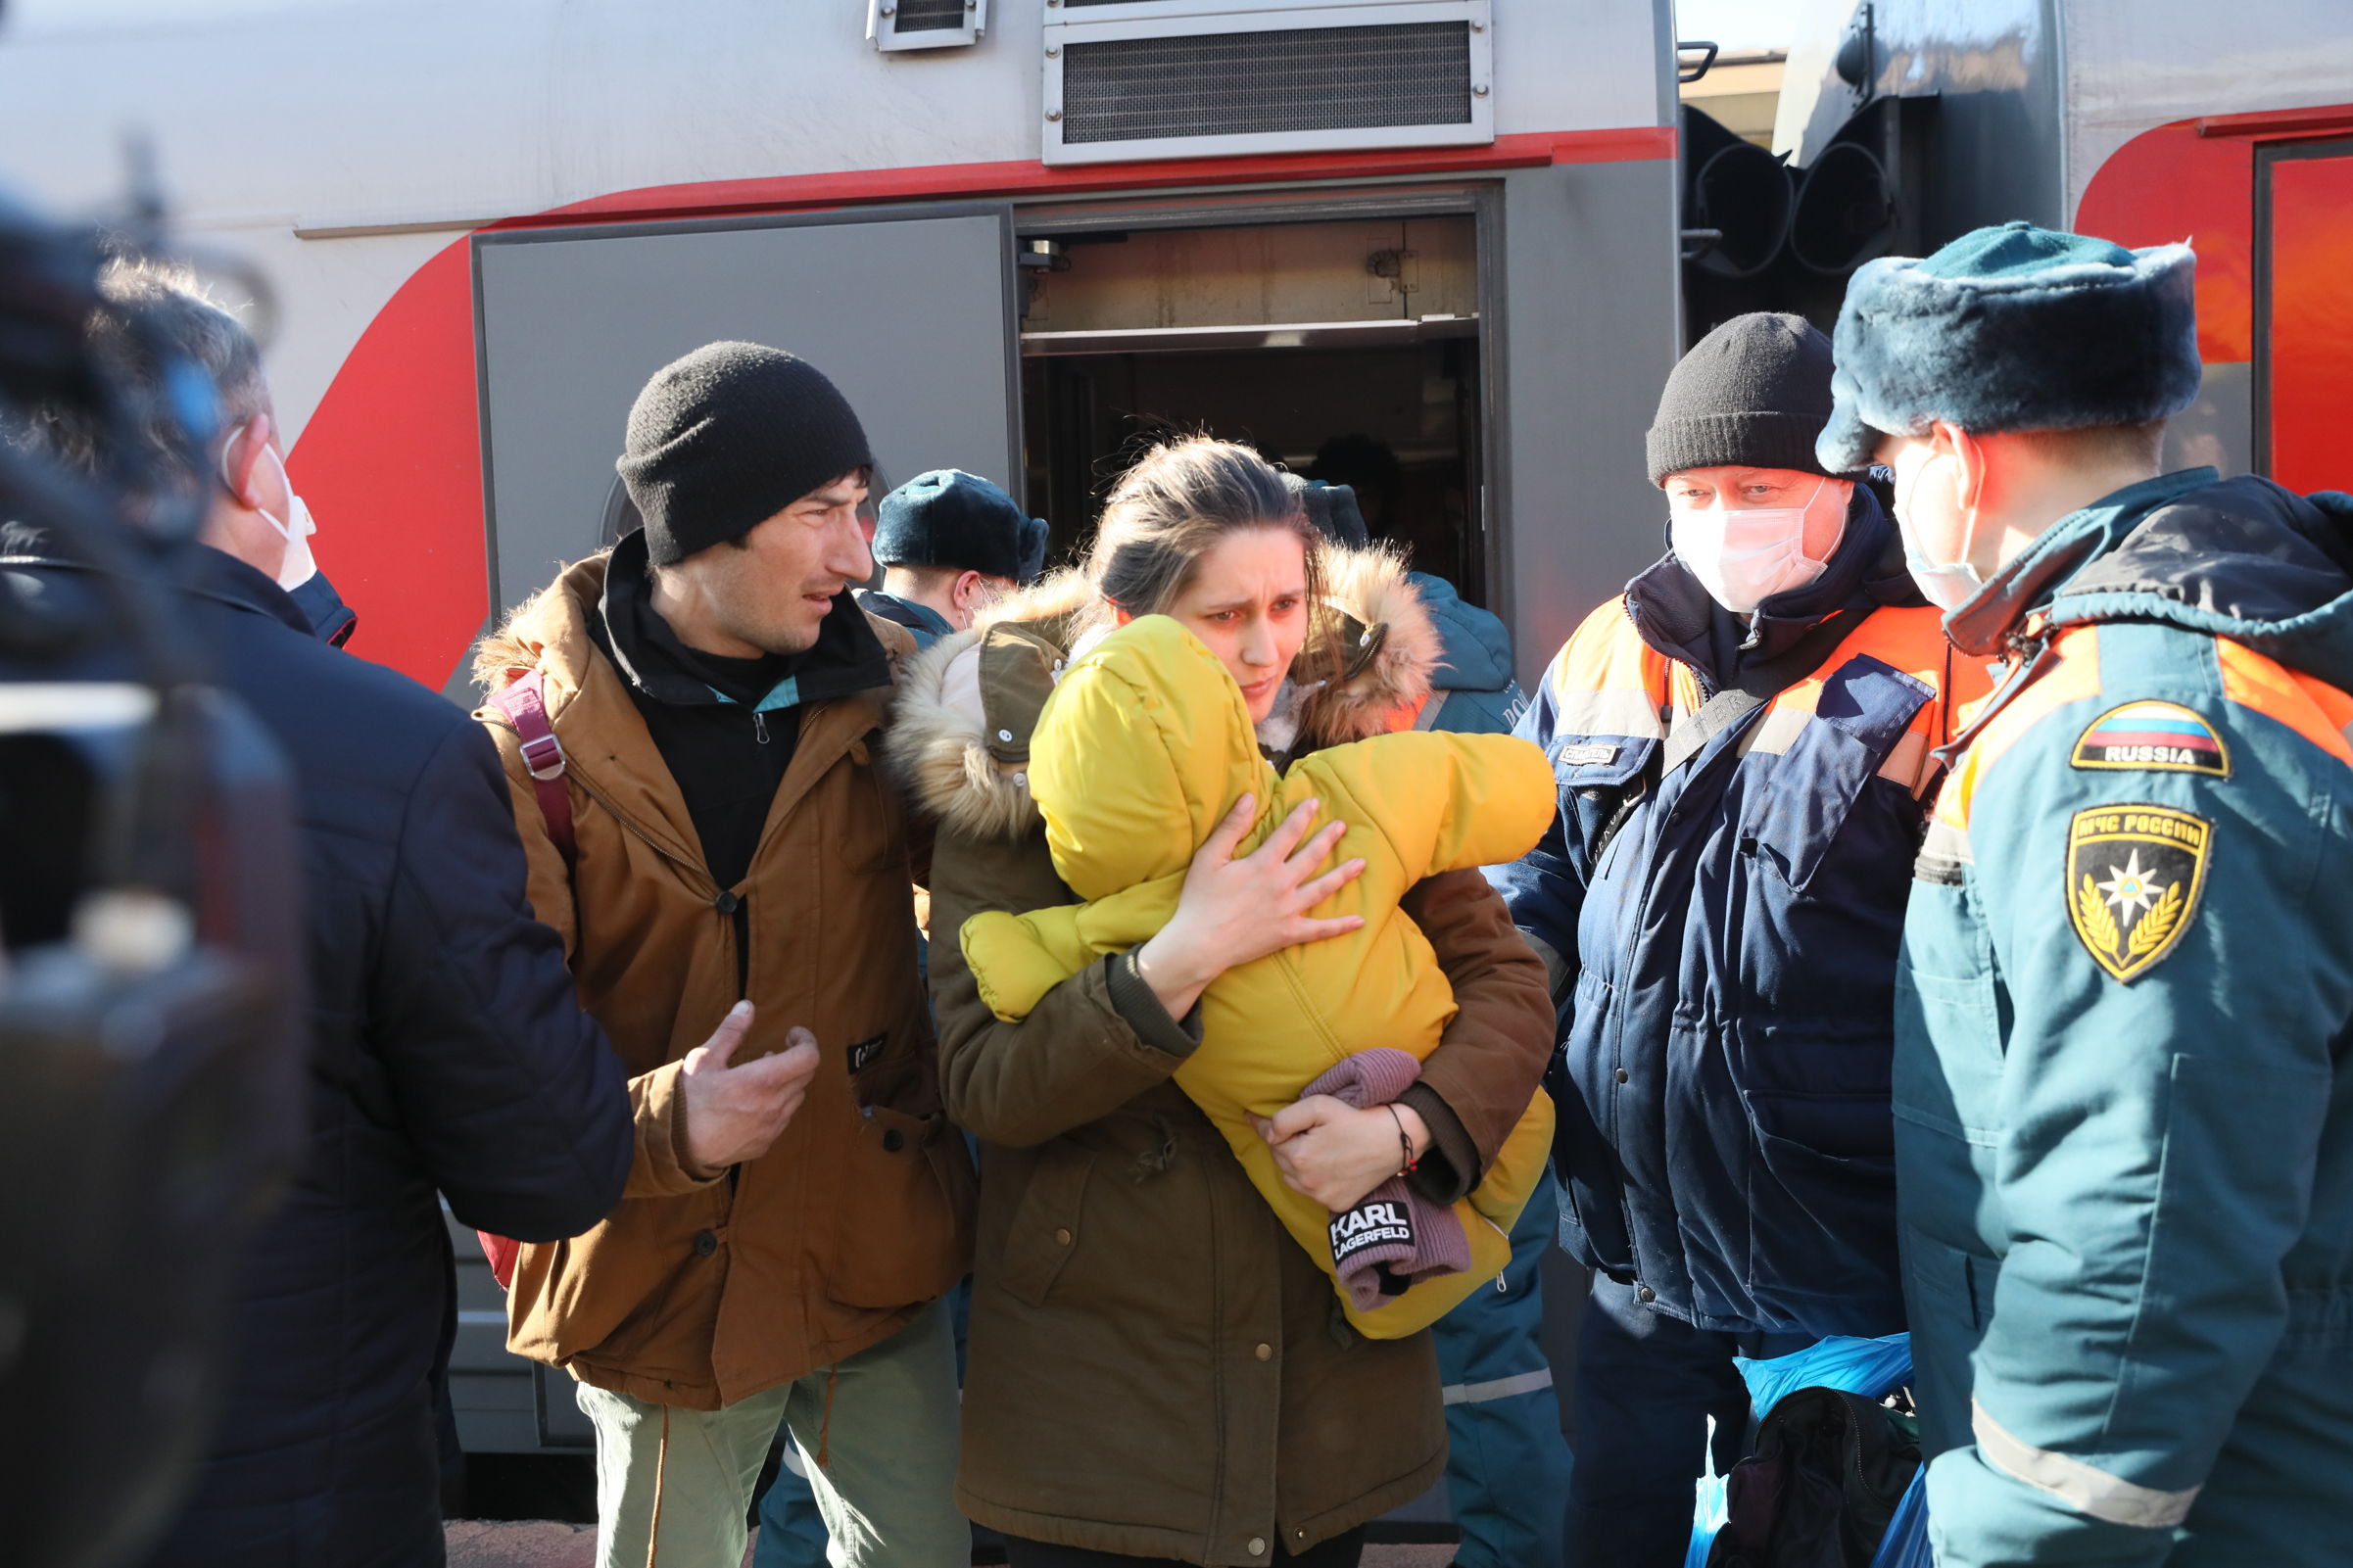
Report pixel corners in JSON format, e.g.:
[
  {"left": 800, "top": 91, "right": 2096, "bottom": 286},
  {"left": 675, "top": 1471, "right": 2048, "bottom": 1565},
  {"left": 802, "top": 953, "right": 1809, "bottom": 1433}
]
[
  {"left": 890, "top": 552, "right": 1555, "bottom": 1562},
  {"left": 474, "top": 552, "right": 973, "bottom": 1410}
]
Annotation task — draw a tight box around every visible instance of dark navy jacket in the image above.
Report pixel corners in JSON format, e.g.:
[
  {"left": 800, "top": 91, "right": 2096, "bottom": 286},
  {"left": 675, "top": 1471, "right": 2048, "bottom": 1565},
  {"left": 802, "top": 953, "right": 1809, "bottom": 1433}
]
[
  {"left": 1487, "top": 494, "right": 1986, "bottom": 1337},
  {"left": 1, "top": 545, "right": 632, "bottom": 1567}
]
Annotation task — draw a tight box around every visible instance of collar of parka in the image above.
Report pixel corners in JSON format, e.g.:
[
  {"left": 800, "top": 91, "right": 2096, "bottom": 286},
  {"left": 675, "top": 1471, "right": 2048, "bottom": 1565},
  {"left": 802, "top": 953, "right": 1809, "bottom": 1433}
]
[
  {"left": 888, "top": 542, "right": 1443, "bottom": 843},
  {"left": 472, "top": 550, "right": 916, "bottom": 874}
]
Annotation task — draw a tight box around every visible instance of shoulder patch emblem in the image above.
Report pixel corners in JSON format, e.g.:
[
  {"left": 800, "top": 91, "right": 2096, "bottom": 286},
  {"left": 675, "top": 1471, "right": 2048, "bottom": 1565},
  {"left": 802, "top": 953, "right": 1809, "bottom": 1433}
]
[
  {"left": 2064, "top": 805, "right": 2211, "bottom": 983},
  {"left": 2070, "top": 701, "right": 2229, "bottom": 778}
]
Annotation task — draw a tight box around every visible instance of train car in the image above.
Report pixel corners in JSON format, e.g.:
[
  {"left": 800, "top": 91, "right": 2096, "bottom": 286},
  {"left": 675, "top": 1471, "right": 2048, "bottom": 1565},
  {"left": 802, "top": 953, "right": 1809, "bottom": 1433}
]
[
  {"left": 1682, "top": 0, "right": 2352, "bottom": 492},
  {"left": 0, "top": 0, "right": 1689, "bottom": 1471}
]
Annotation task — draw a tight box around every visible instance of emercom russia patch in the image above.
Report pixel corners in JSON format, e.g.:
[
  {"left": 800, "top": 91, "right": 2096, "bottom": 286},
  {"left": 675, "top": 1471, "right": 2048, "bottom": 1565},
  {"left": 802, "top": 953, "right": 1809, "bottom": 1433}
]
[
  {"left": 2065, "top": 805, "right": 2212, "bottom": 983},
  {"left": 2070, "top": 700, "right": 2230, "bottom": 777}
]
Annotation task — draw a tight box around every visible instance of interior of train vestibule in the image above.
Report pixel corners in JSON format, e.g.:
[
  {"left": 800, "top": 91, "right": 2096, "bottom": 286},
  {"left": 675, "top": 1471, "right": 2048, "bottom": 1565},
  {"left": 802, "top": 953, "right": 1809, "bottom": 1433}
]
[{"left": 1015, "top": 202, "right": 1496, "bottom": 603}]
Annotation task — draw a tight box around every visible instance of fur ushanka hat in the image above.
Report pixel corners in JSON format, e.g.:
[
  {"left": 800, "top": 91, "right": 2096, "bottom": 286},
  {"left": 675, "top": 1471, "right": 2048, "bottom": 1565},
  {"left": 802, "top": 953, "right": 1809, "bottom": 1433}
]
[{"left": 1816, "top": 220, "right": 2202, "bottom": 473}]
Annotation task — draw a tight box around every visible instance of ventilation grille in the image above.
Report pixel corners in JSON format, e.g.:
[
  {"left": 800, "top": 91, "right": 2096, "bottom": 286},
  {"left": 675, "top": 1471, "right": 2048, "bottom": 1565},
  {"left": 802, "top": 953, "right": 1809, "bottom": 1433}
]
[
  {"left": 892, "top": 0, "right": 969, "bottom": 30},
  {"left": 1061, "top": 22, "right": 1473, "bottom": 145}
]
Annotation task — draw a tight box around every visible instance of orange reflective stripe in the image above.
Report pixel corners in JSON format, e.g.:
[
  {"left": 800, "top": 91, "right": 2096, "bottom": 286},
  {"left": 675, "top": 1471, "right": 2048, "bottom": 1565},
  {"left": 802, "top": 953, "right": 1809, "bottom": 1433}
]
[
  {"left": 1941, "top": 625, "right": 2105, "bottom": 830},
  {"left": 2217, "top": 639, "right": 2353, "bottom": 766},
  {"left": 1547, "top": 596, "right": 1671, "bottom": 737},
  {"left": 1739, "top": 605, "right": 1991, "bottom": 796}
]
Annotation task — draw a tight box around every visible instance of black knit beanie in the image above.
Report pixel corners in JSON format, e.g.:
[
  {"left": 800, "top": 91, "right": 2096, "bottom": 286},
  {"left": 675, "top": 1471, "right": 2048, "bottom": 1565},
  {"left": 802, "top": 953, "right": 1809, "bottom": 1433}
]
[
  {"left": 616, "top": 342, "right": 874, "bottom": 566},
  {"left": 1645, "top": 312, "right": 1849, "bottom": 486}
]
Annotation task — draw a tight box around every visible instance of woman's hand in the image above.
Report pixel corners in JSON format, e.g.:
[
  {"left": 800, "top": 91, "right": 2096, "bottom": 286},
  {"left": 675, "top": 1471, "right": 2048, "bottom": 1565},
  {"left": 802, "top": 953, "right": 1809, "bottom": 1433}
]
[
  {"left": 1254, "top": 1097, "right": 1431, "bottom": 1213},
  {"left": 1134, "top": 794, "right": 1366, "bottom": 1019}
]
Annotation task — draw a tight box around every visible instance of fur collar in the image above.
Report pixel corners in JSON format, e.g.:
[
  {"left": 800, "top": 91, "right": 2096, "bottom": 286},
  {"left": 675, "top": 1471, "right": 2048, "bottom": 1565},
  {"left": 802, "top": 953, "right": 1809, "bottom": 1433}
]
[{"left": 887, "top": 545, "right": 1442, "bottom": 839}]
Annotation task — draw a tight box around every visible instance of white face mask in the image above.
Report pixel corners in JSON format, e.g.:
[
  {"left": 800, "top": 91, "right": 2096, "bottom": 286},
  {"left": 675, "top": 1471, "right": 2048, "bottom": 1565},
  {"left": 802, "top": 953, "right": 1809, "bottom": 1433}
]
[
  {"left": 221, "top": 430, "right": 319, "bottom": 592},
  {"left": 1893, "top": 452, "right": 1986, "bottom": 613},
  {"left": 1669, "top": 477, "right": 1834, "bottom": 615}
]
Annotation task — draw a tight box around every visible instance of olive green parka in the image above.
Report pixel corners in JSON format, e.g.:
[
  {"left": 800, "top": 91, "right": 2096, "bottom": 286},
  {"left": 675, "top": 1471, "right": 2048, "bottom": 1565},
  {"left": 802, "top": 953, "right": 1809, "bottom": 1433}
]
[{"left": 889, "top": 552, "right": 1556, "bottom": 1563}]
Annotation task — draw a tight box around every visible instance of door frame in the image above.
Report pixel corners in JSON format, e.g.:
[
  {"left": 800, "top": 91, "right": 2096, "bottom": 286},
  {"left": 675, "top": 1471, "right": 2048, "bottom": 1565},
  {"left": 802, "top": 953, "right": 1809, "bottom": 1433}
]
[
  {"left": 2251, "top": 135, "right": 2353, "bottom": 482},
  {"left": 469, "top": 201, "right": 1027, "bottom": 612}
]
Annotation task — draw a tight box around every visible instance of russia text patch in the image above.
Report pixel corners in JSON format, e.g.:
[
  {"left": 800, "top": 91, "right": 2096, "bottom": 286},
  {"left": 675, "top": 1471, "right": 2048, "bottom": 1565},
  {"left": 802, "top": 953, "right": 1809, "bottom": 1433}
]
[
  {"left": 2070, "top": 701, "right": 2229, "bottom": 777},
  {"left": 2064, "top": 804, "right": 2211, "bottom": 983}
]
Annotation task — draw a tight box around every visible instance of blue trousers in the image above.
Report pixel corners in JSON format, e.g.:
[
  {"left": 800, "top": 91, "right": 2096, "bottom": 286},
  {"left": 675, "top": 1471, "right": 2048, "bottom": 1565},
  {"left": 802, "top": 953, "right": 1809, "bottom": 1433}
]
[
  {"left": 1560, "top": 1274, "right": 1807, "bottom": 1568},
  {"left": 1431, "top": 1170, "right": 1573, "bottom": 1568}
]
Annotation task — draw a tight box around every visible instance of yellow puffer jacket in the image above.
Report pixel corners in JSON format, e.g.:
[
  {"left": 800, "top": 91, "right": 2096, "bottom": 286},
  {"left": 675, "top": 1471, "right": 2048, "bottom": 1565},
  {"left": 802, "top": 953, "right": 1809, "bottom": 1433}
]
[{"left": 960, "top": 614, "right": 1557, "bottom": 1336}]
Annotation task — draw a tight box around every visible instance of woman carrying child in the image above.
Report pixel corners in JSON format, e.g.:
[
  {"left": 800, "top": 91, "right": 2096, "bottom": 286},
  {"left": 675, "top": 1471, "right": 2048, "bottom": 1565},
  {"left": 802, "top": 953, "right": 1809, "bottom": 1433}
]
[{"left": 891, "top": 438, "right": 1555, "bottom": 1568}]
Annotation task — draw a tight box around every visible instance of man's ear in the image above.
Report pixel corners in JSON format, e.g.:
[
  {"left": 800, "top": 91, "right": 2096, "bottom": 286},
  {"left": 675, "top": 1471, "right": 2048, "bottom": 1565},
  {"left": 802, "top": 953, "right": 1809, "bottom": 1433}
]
[
  {"left": 218, "top": 413, "right": 274, "bottom": 510},
  {"left": 1935, "top": 419, "right": 1991, "bottom": 515}
]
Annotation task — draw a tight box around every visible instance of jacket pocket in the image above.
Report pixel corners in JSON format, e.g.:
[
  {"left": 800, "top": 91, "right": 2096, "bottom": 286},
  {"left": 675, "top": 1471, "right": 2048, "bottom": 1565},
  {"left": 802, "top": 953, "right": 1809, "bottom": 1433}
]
[
  {"left": 1554, "top": 734, "right": 1658, "bottom": 877},
  {"left": 824, "top": 1097, "right": 975, "bottom": 1309},
  {"left": 1740, "top": 656, "right": 1930, "bottom": 892},
  {"left": 995, "top": 1142, "right": 1098, "bottom": 1308},
  {"left": 1724, "top": 1022, "right": 1902, "bottom": 1321},
  {"left": 1549, "top": 974, "right": 1636, "bottom": 1278},
  {"left": 1900, "top": 1223, "right": 2000, "bottom": 1457}
]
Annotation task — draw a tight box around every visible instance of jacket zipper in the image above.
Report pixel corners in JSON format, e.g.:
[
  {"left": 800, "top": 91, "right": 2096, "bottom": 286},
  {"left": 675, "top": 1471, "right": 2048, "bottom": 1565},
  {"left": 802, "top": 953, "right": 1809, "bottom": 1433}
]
[{"left": 753, "top": 709, "right": 770, "bottom": 744}]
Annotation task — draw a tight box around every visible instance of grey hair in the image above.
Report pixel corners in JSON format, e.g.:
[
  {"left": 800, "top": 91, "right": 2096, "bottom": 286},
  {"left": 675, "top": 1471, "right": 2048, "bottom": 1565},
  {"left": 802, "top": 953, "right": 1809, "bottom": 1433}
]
[{"left": 9, "top": 255, "right": 269, "bottom": 484}]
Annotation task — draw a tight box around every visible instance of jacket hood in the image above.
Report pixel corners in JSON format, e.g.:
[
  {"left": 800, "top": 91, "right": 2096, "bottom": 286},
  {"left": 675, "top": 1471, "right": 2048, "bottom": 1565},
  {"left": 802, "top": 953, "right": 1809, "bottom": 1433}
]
[
  {"left": 1948, "top": 471, "right": 2353, "bottom": 691},
  {"left": 474, "top": 553, "right": 608, "bottom": 705},
  {"left": 1408, "top": 572, "right": 1514, "bottom": 694},
  {"left": 888, "top": 544, "right": 1443, "bottom": 841}
]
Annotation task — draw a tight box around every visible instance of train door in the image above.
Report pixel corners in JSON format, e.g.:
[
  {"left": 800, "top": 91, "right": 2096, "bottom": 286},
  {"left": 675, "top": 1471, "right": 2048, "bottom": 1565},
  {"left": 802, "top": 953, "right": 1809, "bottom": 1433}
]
[
  {"left": 471, "top": 204, "right": 1026, "bottom": 615},
  {"left": 1015, "top": 191, "right": 1499, "bottom": 609},
  {"left": 2259, "top": 140, "right": 2353, "bottom": 492}
]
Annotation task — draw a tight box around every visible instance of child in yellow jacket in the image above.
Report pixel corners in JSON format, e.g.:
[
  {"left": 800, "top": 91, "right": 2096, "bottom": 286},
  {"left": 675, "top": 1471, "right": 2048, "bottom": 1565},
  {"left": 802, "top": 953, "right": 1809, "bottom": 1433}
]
[{"left": 959, "top": 613, "right": 1557, "bottom": 1337}]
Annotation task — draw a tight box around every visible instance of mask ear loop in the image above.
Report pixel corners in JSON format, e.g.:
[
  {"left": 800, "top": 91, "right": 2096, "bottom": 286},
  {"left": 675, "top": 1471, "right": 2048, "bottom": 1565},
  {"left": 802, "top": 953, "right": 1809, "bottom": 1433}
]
[
  {"left": 1798, "top": 475, "right": 1838, "bottom": 567},
  {"left": 1945, "top": 429, "right": 1989, "bottom": 578}
]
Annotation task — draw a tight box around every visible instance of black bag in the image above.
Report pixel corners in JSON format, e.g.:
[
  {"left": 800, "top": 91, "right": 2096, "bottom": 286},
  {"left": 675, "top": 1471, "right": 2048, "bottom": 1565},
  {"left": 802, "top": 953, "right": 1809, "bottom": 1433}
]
[{"left": 1706, "top": 1386, "right": 1922, "bottom": 1568}]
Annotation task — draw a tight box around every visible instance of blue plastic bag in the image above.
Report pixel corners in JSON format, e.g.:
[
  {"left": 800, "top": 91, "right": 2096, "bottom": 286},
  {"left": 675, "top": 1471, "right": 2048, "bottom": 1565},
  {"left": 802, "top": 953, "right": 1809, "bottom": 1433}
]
[
  {"left": 1687, "top": 1334, "right": 1916, "bottom": 1564},
  {"left": 1684, "top": 1419, "right": 1731, "bottom": 1568},
  {"left": 1736, "top": 1332, "right": 1912, "bottom": 1408},
  {"left": 1868, "top": 1468, "right": 1931, "bottom": 1568}
]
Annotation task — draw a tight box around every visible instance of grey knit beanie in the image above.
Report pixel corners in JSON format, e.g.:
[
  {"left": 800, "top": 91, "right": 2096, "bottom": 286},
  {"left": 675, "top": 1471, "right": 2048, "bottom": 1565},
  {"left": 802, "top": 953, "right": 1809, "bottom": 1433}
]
[
  {"left": 617, "top": 342, "right": 873, "bottom": 565},
  {"left": 1645, "top": 312, "right": 1850, "bottom": 486}
]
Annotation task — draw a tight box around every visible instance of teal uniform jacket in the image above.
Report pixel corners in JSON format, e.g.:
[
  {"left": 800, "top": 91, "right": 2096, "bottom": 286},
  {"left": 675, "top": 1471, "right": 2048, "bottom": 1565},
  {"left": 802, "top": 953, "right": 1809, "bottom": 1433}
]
[{"left": 1899, "top": 468, "right": 2353, "bottom": 1566}]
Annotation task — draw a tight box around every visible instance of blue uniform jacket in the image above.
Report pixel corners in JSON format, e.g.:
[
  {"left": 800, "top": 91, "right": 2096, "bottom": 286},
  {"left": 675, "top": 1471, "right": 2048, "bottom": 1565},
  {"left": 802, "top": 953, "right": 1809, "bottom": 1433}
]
[
  {"left": 1489, "top": 492, "right": 1984, "bottom": 1337},
  {"left": 1897, "top": 469, "right": 2353, "bottom": 1567}
]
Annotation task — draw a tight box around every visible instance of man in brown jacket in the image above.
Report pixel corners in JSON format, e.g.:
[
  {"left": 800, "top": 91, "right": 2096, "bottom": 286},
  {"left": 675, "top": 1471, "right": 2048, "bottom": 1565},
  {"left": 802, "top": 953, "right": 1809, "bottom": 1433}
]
[{"left": 476, "top": 342, "right": 974, "bottom": 1568}]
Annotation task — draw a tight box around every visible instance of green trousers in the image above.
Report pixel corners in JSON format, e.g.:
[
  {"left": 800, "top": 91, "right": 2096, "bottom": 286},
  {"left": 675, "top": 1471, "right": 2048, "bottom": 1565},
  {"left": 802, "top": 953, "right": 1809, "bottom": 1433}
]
[{"left": 575, "top": 1300, "right": 966, "bottom": 1568}]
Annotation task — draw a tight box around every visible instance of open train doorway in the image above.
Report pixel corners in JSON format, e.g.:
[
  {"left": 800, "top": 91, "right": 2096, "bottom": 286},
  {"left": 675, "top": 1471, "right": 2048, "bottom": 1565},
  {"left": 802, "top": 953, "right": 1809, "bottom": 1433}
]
[{"left": 1016, "top": 202, "right": 1497, "bottom": 608}]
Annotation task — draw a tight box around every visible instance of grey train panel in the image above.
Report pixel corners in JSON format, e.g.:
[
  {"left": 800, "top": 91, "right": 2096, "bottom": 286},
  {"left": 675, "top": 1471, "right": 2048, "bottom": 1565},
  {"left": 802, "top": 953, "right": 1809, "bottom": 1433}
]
[
  {"left": 474, "top": 206, "right": 1023, "bottom": 614},
  {"left": 1497, "top": 159, "right": 1683, "bottom": 692}
]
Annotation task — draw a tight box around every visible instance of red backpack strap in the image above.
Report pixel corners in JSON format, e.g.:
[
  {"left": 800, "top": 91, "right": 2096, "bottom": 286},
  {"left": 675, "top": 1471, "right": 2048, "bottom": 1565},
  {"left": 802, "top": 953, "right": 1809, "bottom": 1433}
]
[
  {"left": 478, "top": 670, "right": 576, "bottom": 1289},
  {"left": 489, "top": 670, "right": 576, "bottom": 866},
  {"left": 476, "top": 1231, "right": 523, "bottom": 1291}
]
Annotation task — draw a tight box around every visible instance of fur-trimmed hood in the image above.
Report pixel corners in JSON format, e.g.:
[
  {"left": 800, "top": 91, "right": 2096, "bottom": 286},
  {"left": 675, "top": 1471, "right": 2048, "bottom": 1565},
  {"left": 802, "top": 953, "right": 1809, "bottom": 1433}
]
[{"left": 888, "top": 544, "right": 1442, "bottom": 842}]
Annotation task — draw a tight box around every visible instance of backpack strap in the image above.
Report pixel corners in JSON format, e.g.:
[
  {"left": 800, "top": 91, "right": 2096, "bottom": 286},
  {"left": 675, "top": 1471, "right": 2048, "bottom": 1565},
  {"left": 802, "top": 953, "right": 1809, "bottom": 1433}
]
[
  {"left": 479, "top": 670, "right": 576, "bottom": 1289},
  {"left": 489, "top": 670, "right": 576, "bottom": 866}
]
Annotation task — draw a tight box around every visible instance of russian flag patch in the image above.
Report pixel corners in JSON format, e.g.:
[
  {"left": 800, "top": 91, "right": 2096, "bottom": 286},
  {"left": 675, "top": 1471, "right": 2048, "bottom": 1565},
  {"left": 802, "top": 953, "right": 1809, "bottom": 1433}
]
[{"left": 2070, "top": 700, "right": 2230, "bottom": 778}]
